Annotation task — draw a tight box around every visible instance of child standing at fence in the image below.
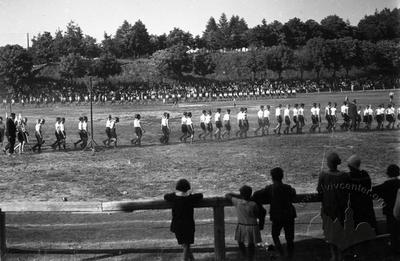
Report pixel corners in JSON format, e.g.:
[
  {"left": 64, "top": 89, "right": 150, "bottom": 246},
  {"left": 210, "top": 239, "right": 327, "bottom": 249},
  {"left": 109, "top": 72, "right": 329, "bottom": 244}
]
[
  {"left": 226, "top": 185, "right": 262, "bottom": 261},
  {"left": 164, "top": 179, "right": 203, "bottom": 261}
]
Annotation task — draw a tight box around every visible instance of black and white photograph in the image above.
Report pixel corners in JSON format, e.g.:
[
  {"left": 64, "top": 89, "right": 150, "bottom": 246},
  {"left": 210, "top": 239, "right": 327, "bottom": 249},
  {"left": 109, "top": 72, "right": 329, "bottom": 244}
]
[{"left": 0, "top": 0, "right": 399, "bottom": 260}]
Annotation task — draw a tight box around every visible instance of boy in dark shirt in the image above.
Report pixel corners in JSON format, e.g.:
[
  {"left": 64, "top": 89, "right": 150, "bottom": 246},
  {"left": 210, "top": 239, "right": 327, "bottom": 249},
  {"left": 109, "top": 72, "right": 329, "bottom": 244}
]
[
  {"left": 164, "top": 179, "right": 203, "bottom": 261},
  {"left": 253, "top": 167, "right": 297, "bottom": 258},
  {"left": 372, "top": 164, "right": 400, "bottom": 254}
]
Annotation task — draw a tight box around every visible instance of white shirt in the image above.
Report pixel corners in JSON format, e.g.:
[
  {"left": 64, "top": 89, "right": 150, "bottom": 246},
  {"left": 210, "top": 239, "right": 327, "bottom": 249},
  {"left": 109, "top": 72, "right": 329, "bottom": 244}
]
[
  {"left": 82, "top": 121, "right": 87, "bottom": 131},
  {"left": 60, "top": 123, "right": 65, "bottom": 132},
  {"left": 292, "top": 108, "right": 298, "bottom": 117},
  {"left": 186, "top": 117, "right": 192, "bottom": 125},
  {"left": 78, "top": 121, "right": 83, "bottom": 131},
  {"left": 368, "top": 108, "right": 374, "bottom": 115},
  {"left": 133, "top": 119, "right": 141, "bottom": 128},
  {"left": 330, "top": 107, "right": 337, "bottom": 116},
  {"left": 200, "top": 114, "right": 206, "bottom": 123},
  {"left": 257, "top": 110, "right": 264, "bottom": 119},
  {"left": 263, "top": 110, "right": 270, "bottom": 118},
  {"left": 181, "top": 116, "right": 187, "bottom": 125},
  {"left": 237, "top": 112, "right": 243, "bottom": 122},
  {"left": 311, "top": 107, "right": 318, "bottom": 116},
  {"left": 161, "top": 117, "right": 168, "bottom": 126},
  {"left": 275, "top": 107, "right": 281, "bottom": 117},
  {"left": 341, "top": 105, "right": 348, "bottom": 114},
  {"left": 110, "top": 120, "right": 116, "bottom": 129},
  {"left": 214, "top": 112, "right": 221, "bottom": 122},
  {"left": 106, "top": 119, "right": 112, "bottom": 128},
  {"left": 316, "top": 107, "right": 320, "bottom": 115},
  {"left": 223, "top": 113, "right": 230, "bottom": 121},
  {"left": 298, "top": 108, "right": 304, "bottom": 116},
  {"left": 283, "top": 108, "right": 290, "bottom": 117},
  {"left": 35, "top": 123, "right": 41, "bottom": 133},
  {"left": 386, "top": 107, "right": 395, "bottom": 115},
  {"left": 205, "top": 115, "right": 211, "bottom": 124}
]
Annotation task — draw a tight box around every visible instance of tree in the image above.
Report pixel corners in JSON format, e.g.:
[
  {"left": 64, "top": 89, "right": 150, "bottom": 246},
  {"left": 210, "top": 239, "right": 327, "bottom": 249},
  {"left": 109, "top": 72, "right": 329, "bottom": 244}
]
[
  {"left": 82, "top": 35, "right": 101, "bottom": 58},
  {"left": 304, "top": 19, "right": 323, "bottom": 40},
  {"left": 293, "top": 47, "right": 313, "bottom": 79},
  {"left": 320, "top": 15, "right": 352, "bottom": 39},
  {"left": 30, "top": 31, "right": 56, "bottom": 64},
  {"left": 305, "top": 38, "right": 327, "bottom": 79},
  {"left": 166, "top": 28, "right": 193, "bottom": 48},
  {"left": 101, "top": 33, "right": 119, "bottom": 57},
  {"left": 264, "top": 45, "right": 294, "bottom": 78},
  {"left": 323, "top": 39, "right": 344, "bottom": 78},
  {"left": 89, "top": 53, "right": 122, "bottom": 80},
  {"left": 282, "top": 18, "right": 307, "bottom": 48},
  {"left": 192, "top": 51, "right": 215, "bottom": 76},
  {"left": 337, "top": 38, "right": 361, "bottom": 76},
  {"left": 63, "top": 21, "right": 85, "bottom": 54},
  {"left": 152, "top": 44, "right": 192, "bottom": 78},
  {"left": 227, "top": 15, "right": 249, "bottom": 49},
  {"left": 128, "top": 20, "right": 151, "bottom": 57},
  {"left": 374, "top": 40, "right": 400, "bottom": 79},
  {"left": 217, "top": 13, "right": 230, "bottom": 49},
  {"left": 357, "top": 8, "right": 400, "bottom": 41},
  {"left": 202, "top": 17, "right": 220, "bottom": 50},
  {"left": 59, "top": 53, "right": 88, "bottom": 83},
  {"left": 0, "top": 45, "right": 33, "bottom": 95},
  {"left": 114, "top": 20, "right": 133, "bottom": 58},
  {"left": 245, "top": 48, "right": 265, "bottom": 80}
]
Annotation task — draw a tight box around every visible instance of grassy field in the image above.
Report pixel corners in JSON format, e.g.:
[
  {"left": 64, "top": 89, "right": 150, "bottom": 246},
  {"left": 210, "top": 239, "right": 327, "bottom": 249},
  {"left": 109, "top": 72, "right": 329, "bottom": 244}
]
[
  {"left": 0, "top": 90, "right": 399, "bottom": 260},
  {"left": 0, "top": 90, "right": 399, "bottom": 202}
]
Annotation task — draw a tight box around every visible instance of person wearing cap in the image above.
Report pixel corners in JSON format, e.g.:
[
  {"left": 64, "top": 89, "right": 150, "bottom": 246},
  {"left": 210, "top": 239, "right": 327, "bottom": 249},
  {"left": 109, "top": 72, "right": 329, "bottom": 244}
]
[
  {"left": 317, "top": 152, "right": 349, "bottom": 261},
  {"left": 372, "top": 164, "right": 400, "bottom": 254},
  {"left": 164, "top": 179, "right": 203, "bottom": 261},
  {"left": 3, "top": 113, "right": 16, "bottom": 155},
  {"left": 345, "top": 155, "right": 377, "bottom": 229}
]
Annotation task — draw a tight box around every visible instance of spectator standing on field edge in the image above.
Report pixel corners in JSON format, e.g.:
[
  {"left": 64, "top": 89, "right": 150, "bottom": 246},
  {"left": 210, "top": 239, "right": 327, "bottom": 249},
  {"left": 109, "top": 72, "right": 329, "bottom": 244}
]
[
  {"left": 3, "top": 113, "right": 16, "bottom": 155},
  {"left": 317, "top": 152, "right": 349, "bottom": 261},
  {"left": 164, "top": 179, "right": 203, "bottom": 261},
  {"left": 372, "top": 164, "right": 400, "bottom": 254},
  {"left": 252, "top": 167, "right": 297, "bottom": 258}
]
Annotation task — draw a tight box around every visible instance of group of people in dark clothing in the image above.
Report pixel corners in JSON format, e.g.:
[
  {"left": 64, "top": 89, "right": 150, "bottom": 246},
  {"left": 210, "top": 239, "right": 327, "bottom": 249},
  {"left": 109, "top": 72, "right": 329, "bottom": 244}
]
[{"left": 164, "top": 157, "right": 400, "bottom": 261}]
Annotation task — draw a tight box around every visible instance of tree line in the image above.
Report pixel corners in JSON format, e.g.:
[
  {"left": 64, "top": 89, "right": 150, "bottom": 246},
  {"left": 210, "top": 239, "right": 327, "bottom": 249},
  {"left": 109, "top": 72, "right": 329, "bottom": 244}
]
[{"left": 0, "top": 8, "right": 399, "bottom": 95}]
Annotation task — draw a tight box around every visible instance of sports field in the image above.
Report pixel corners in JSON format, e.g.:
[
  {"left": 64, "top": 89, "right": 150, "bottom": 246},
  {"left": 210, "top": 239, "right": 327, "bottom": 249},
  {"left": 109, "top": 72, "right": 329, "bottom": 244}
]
[{"left": 0, "top": 90, "right": 399, "bottom": 202}]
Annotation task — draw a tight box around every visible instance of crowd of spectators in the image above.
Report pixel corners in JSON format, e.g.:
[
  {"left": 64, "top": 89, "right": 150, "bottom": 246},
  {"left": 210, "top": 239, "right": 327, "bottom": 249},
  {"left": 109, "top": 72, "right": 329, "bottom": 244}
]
[{"left": 2, "top": 77, "right": 399, "bottom": 107}]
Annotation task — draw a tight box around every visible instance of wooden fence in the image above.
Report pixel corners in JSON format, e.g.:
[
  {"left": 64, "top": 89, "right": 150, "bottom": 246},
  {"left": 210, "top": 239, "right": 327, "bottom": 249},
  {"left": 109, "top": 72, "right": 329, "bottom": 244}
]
[{"left": 0, "top": 193, "right": 320, "bottom": 261}]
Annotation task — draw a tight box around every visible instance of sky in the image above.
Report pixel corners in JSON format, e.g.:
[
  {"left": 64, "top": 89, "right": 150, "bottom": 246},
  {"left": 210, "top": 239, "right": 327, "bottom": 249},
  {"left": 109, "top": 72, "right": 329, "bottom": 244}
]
[{"left": 0, "top": 0, "right": 398, "bottom": 47}]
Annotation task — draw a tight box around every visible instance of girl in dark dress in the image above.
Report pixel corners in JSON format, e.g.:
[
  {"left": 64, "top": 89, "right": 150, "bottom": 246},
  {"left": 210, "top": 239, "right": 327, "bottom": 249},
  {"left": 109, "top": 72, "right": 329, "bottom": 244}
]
[{"left": 164, "top": 179, "right": 203, "bottom": 261}]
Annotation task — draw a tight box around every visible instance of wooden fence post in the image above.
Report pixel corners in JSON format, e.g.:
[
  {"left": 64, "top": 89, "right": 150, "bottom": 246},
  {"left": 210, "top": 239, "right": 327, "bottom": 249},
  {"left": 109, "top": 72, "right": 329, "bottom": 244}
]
[
  {"left": 0, "top": 208, "right": 6, "bottom": 260},
  {"left": 213, "top": 205, "right": 225, "bottom": 261}
]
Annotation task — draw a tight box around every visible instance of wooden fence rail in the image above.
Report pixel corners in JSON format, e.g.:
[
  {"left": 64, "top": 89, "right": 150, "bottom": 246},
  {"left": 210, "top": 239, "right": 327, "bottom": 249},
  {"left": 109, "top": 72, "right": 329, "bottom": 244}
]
[{"left": 0, "top": 193, "right": 321, "bottom": 261}]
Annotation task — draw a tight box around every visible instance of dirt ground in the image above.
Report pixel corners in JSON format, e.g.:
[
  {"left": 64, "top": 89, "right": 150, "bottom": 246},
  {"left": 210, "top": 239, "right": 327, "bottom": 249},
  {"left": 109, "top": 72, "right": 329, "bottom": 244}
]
[
  {"left": 0, "top": 90, "right": 399, "bottom": 260},
  {"left": 0, "top": 90, "right": 399, "bottom": 202}
]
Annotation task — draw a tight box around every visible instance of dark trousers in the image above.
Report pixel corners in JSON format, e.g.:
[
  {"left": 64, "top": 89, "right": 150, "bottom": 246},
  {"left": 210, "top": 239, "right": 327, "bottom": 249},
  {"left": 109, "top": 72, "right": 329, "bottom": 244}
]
[
  {"left": 32, "top": 133, "right": 43, "bottom": 152},
  {"left": 5, "top": 136, "right": 16, "bottom": 154},
  {"left": 161, "top": 126, "right": 169, "bottom": 144},
  {"left": 387, "top": 215, "right": 400, "bottom": 253},
  {"left": 271, "top": 218, "right": 295, "bottom": 256}
]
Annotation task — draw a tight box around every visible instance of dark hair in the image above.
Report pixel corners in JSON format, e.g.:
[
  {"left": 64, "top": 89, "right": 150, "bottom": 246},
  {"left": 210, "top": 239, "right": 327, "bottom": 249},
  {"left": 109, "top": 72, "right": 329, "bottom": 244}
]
[
  {"left": 136, "top": 114, "right": 141, "bottom": 119},
  {"left": 239, "top": 185, "right": 252, "bottom": 200},
  {"left": 271, "top": 167, "right": 284, "bottom": 181},
  {"left": 176, "top": 179, "right": 191, "bottom": 192},
  {"left": 387, "top": 164, "right": 400, "bottom": 178},
  {"left": 0, "top": 117, "right": 2, "bottom": 120}
]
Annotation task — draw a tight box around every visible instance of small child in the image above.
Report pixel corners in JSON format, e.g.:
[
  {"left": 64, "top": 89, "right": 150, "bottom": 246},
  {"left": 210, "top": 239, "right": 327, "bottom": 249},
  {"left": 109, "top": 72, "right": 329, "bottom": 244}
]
[
  {"left": 164, "top": 179, "right": 203, "bottom": 261},
  {"left": 253, "top": 167, "right": 297, "bottom": 258},
  {"left": 226, "top": 185, "right": 262, "bottom": 261}
]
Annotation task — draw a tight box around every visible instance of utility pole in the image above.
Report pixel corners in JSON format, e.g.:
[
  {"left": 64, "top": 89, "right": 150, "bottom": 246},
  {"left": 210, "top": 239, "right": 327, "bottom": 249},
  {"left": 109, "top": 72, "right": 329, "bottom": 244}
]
[{"left": 26, "top": 33, "right": 30, "bottom": 50}]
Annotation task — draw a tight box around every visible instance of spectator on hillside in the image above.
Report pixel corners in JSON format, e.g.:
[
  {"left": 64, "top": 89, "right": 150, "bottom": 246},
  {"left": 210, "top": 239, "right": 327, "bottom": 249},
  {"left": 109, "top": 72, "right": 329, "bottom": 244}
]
[
  {"left": 164, "top": 179, "right": 203, "bottom": 261},
  {"left": 345, "top": 155, "right": 377, "bottom": 229},
  {"left": 226, "top": 185, "right": 262, "bottom": 261},
  {"left": 317, "top": 152, "right": 349, "bottom": 261},
  {"left": 252, "top": 167, "right": 297, "bottom": 258},
  {"left": 372, "top": 164, "right": 400, "bottom": 254}
]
